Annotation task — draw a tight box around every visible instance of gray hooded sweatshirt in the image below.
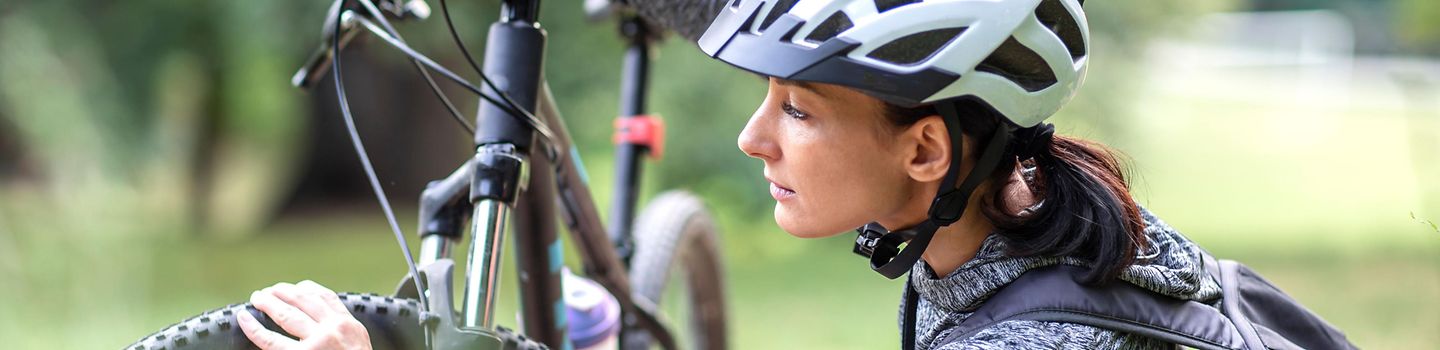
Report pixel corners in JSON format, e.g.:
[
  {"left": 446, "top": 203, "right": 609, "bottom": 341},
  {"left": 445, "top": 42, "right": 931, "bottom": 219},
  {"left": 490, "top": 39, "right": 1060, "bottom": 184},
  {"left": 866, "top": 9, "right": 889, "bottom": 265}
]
[{"left": 902, "top": 208, "right": 1223, "bottom": 349}]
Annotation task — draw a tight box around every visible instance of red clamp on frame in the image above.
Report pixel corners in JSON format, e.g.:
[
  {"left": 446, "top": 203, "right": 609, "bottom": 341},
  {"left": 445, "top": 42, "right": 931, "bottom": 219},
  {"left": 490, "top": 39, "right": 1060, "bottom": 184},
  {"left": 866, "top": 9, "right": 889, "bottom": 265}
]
[{"left": 614, "top": 115, "right": 665, "bottom": 159}]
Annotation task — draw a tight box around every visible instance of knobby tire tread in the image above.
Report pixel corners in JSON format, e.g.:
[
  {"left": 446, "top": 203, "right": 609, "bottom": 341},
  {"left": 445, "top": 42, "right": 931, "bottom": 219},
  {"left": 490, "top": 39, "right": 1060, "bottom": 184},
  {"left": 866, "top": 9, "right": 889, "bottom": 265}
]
[
  {"left": 127, "top": 293, "right": 546, "bottom": 350},
  {"left": 625, "top": 191, "right": 728, "bottom": 350}
]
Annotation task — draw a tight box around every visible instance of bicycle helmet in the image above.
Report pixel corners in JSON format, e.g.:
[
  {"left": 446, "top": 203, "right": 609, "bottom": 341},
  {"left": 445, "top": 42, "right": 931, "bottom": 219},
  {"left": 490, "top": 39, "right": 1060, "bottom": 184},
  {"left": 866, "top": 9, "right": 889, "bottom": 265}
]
[{"left": 698, "top": 0, "right": 1090, "bottom": 278}]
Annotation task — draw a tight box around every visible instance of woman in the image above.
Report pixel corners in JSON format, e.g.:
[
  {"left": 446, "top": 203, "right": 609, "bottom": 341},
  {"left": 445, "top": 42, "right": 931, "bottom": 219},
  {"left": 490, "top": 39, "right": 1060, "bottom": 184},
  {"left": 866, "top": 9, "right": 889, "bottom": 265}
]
[
  {"left": 241, "top": 0, "right": 1220, "bottom": 348},
  {"left": 697, "top": 1, "right": 1219, "bottom": 348}
]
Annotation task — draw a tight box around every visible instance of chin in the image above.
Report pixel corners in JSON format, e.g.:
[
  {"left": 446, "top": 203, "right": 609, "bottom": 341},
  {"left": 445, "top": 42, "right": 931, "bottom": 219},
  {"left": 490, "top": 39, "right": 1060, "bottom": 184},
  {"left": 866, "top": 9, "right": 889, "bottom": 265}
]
[{"left": 773, "top": 204, "right": 845, "bottom": 238}]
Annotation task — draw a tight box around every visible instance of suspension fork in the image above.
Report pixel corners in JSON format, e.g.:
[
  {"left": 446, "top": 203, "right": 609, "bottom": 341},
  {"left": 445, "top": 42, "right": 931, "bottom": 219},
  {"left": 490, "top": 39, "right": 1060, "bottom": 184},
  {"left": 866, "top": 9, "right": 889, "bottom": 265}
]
[
  {"left": 410, "top": 145, "right": 537, "bottom": 333},
  {"left": 410, "top": 5, "right": 677, "bottom": 349},
  {"left": 409, "top": 147, "right": 563, "bottom": 347},
  {"left": 457, "top": 0, "right": 571, "bottom": 345}
]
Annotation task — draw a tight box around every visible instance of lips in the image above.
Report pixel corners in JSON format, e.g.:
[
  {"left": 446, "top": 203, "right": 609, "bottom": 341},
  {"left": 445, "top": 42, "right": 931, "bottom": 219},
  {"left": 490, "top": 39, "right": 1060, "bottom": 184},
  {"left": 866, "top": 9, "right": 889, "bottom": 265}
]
[{"left": 767, "top": 177, "right": 796, "bottom": 201}]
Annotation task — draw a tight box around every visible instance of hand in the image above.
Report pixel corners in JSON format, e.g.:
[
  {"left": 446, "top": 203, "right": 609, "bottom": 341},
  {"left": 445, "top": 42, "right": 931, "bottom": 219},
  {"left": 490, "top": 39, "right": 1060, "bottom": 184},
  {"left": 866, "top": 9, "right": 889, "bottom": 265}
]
[{"left": 237, "top": 280, "right": 373, "bottom": 350}]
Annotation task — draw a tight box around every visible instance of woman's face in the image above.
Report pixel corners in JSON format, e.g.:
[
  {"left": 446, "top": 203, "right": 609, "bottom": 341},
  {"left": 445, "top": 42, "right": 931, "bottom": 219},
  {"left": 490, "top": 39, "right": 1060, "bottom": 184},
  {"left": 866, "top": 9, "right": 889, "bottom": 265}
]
[{"left": 737, "top": 79, "right": 942, "bottom": 238}]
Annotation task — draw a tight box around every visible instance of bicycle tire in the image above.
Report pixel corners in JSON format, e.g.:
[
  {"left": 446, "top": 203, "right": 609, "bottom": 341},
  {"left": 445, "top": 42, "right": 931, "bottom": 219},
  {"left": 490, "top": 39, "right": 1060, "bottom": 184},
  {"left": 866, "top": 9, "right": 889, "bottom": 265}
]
[
  {"left": 624, "top": 191, "right": 728, "bottom": 350},
  {"left": 126, "top": 293, "right": 545, "bottom": 350}
]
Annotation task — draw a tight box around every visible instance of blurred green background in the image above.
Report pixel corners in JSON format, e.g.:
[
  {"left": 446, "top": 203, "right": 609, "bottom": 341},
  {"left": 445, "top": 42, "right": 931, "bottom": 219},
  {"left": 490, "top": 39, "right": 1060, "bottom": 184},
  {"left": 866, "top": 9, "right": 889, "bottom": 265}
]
[{"left": 1, "top": 0, "right": 1437, "bottom": 348}]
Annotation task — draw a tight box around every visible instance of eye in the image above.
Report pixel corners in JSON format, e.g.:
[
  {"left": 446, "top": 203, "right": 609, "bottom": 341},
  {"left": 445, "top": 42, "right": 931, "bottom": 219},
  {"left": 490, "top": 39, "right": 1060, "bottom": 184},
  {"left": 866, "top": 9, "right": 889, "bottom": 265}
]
[{"left": 780, "top": 100, "right": 810, "bottom": 120}]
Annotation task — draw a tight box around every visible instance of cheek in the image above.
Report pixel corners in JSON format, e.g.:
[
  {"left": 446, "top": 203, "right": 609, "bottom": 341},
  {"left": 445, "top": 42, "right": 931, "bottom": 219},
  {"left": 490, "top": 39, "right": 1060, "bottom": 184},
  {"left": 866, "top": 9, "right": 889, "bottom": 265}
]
[{"left": 774, "top": 138, "right": 909, "bottom": 237}]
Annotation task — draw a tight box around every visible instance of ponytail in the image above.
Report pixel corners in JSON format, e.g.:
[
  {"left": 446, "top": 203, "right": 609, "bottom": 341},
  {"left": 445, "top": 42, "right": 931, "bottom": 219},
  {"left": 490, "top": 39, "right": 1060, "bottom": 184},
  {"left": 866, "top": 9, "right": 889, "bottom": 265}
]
[{"left": 983, "top": 134, "right": 1146, "bottom": 285}]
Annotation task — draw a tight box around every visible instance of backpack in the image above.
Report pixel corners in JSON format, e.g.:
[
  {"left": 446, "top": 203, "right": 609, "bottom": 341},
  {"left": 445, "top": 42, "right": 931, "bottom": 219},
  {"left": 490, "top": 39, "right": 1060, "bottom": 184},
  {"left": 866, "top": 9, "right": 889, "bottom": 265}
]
[{"left": 908, "top": 253, "right": 1358, "bottom": 350}]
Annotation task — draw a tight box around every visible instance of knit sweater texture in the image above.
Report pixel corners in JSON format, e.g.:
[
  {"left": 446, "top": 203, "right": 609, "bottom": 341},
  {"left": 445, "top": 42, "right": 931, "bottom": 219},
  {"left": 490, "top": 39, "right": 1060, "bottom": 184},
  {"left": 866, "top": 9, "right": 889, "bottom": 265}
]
[{"left": 902, "top": 208, "right": 1222, "bottom": 350}]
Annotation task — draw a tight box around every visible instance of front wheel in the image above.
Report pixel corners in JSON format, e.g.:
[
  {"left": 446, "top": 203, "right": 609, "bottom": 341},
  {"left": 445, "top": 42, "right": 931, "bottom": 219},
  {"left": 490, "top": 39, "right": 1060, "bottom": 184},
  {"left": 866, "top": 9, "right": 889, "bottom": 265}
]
[
  {"left": 127, "top": 293, "right": 426, "bottom": 350},
  {"left": 624, "top": 191, "right": 728, "bottom": 350},
  {"left": 127, "top": 293, "right": 543, "bottom": 350}
]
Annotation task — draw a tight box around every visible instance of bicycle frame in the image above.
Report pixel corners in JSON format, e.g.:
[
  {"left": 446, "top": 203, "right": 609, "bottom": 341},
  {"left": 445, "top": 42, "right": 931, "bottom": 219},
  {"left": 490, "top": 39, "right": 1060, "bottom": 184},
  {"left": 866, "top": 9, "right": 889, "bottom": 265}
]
[{"left": 377, "top": 0, "right": 676, "bottom": 349}]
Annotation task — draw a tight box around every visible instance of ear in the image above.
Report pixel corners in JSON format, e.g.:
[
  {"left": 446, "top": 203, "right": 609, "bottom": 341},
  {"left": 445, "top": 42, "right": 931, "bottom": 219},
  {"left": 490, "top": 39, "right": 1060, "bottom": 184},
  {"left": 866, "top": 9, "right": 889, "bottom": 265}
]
[{"left": 901, "top": 115, "right": 954, "bottom": 183}]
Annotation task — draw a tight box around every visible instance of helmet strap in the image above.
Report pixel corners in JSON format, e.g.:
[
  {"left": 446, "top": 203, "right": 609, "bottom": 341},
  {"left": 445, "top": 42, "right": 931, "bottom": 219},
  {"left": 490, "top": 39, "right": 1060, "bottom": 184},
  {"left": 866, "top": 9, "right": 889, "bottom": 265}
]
[{"left": 855, "top": 101, "right": 1013, "bottom": 279}]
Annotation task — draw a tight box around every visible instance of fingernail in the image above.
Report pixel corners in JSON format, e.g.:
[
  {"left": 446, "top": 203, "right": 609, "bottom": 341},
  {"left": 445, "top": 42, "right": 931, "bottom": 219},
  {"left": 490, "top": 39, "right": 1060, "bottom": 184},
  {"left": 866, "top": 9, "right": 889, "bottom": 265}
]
[{"left": 236, "top": 310, "right": 256, "bottom": 326}]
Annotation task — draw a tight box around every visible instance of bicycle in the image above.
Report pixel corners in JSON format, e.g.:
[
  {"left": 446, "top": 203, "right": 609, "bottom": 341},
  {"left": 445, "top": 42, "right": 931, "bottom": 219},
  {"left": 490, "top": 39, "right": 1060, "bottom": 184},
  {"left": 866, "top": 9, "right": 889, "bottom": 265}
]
[{"left": 126, "top": 0, "right": 727, "bottom": 349}]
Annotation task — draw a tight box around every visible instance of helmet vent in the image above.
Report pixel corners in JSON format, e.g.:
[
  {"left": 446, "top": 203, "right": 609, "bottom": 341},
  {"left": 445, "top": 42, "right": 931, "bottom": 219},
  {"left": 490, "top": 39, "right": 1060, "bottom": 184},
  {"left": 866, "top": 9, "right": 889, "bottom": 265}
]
[
  {"left": 804, "top": 12, "right": 853, "bottom": 44},
  {"left": 1035, "top": 0, "right": 1086, "bottom": 61},
  {"left": 975, "top": 37, "right": 1057, "bottom": 92},
  {"left": 866, "top": 27, "right": 966, "bottom": 66},
  {"left": 875, "top": 0, "right": 922, "bottom": 13},
  {"left": 758, "top": 0, "right": 798, "bottom": 31}
]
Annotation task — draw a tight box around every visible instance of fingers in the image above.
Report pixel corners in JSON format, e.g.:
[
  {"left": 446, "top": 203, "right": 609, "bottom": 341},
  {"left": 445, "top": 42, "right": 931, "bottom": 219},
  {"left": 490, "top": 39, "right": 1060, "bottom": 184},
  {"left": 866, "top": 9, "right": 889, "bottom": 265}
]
[
  {"left": 238, "top": 310, "right": 301, "bottom": 350},
  {"left": 290, "top": 281, "right": 373, "bottom": 350},
  {"left": 251, "top": 286, "right": 317, "bottom": 338},
  {"left": 246, "top": 280, "right": 373, "bottom": 350},
  {"left": 270, "top": 281, "right": 338, "bottom": 321},
  {"left": 297, "top": 280, "right": 349, "bottom": 315}
]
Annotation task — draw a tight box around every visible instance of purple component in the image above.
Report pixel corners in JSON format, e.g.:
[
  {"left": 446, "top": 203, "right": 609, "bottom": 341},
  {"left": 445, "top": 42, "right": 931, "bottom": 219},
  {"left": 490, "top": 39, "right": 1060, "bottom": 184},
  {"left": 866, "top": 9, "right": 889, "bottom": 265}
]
[{"left": 564, "top": 270, "right": 620, "bottom": 349}]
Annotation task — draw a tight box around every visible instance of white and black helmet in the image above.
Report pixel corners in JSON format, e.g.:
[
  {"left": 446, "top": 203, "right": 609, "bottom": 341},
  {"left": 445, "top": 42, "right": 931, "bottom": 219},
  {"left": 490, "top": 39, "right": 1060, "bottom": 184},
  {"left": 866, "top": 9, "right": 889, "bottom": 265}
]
[{"left": 698, "top": 0, "right": 1088, "bottom": 128}]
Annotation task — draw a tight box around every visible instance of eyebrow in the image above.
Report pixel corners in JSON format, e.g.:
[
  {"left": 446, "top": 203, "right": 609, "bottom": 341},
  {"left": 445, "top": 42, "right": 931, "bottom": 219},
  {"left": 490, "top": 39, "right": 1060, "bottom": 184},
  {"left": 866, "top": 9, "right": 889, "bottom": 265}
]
[{"left": 774, "top": 79, "right": 833, "bottom": 99}]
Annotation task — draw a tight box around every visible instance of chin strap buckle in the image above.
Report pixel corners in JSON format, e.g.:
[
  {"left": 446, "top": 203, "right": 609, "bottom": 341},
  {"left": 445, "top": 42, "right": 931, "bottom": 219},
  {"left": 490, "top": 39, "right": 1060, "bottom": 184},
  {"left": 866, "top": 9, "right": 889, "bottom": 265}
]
[
  {"left": 852, "top": 223, "right": 886, "bottom": 258},
  {"left": 853, "top": 222, "right": 915, "bottom": 259}
]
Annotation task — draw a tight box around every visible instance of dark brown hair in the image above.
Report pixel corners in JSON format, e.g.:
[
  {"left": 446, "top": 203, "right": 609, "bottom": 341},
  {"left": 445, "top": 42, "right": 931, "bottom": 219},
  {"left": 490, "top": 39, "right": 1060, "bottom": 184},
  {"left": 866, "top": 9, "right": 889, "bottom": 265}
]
[{"left": 884, "top": 98, "right": 1146, "bottom": 284}]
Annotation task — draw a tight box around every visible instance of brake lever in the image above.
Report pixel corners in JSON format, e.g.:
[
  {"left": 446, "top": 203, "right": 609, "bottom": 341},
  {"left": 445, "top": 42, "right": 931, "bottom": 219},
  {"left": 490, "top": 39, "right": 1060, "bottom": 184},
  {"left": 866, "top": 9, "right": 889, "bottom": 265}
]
[
  {"left": 291, "top": 0, "right": 431, "bottom": 89},
  {"left": 381, "top": 0, "right": 431, "bottom": 20},
  {"left": 292, "top": 5, "right": 356, "bottom": 88}
]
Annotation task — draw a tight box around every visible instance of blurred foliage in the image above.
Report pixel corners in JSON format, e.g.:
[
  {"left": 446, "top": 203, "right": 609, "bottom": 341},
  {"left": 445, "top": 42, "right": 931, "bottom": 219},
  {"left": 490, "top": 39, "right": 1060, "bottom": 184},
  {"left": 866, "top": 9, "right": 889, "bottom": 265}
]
[
  {"left": 0, "top": 0, "right": 1429, "bottom": 246},
  {"left": 0, "top": 0, "right": 1293, "bottom": 241},
  {"left": 1395, "top": 0, "right": 1440, "bottom": 55},
  {"left": 1247, "top": 0, "right": 1440, "bottom": 55},
  {"left": 0, "top": 0, "right": 323, "bottom": 345},
  {"left": 0, "top": 0, "right": 329, "bottom": 238},
  {"left": 1, "top": 0, "right": 1437, "bottom": 348}
]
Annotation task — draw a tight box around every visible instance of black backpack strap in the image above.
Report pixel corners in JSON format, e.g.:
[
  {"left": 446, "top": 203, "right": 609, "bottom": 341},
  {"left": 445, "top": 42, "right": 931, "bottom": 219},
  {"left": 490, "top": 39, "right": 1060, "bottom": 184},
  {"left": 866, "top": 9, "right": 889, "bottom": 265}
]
[
  {"left": 1215, "top": 260, "right": 1357, "bottom": 350},
  {"left": 936, "top": 265, "right": 1250, "bottom": 350},
  {"left": 903, "top": 278, "right": 919, "bottom": 350},
  {"left": 1215, "top": 259, "right": 1267, "bottom": 349}
]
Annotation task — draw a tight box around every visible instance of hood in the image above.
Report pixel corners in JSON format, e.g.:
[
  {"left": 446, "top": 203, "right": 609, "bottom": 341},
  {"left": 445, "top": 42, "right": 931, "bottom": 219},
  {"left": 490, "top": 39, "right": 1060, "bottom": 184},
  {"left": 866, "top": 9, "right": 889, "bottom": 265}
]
[{"left": 910, "top": 207, "right": 1222, "bottom": 313}]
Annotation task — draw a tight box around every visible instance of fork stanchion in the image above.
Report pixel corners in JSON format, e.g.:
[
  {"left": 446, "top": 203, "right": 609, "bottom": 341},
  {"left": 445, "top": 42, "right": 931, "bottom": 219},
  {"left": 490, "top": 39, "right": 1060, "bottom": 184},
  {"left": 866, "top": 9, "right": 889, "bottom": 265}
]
[
  {"left": 463, "top": 143, "right": 527, "bottom": 330},
  {"left": 419, "top": 235, "right": 455, "bottom": 269},
  {"left": 464, "top": 199, "right": 511, "bottom": 330}
]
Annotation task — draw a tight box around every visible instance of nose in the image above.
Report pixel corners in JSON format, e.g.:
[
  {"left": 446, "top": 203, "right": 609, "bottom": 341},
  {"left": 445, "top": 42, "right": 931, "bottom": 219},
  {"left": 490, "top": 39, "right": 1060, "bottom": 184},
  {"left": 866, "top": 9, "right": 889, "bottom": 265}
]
[{"left": 737, "top": 105, "right": 779, "bottom": 162}]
